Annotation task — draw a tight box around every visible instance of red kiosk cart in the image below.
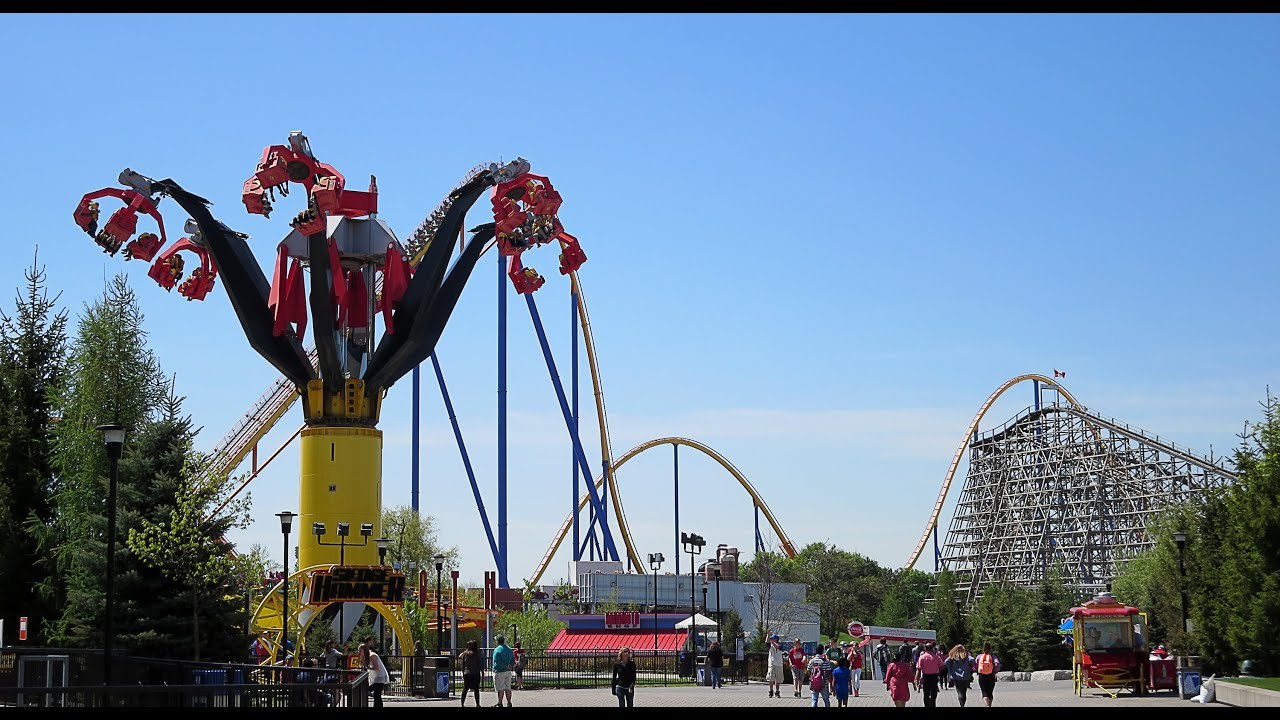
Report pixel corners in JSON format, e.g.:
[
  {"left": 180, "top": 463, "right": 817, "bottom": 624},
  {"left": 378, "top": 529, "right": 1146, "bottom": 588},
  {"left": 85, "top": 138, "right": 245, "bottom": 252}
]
[{"left": 1070, "top": 592, "right": 1154, "bottom": 697}]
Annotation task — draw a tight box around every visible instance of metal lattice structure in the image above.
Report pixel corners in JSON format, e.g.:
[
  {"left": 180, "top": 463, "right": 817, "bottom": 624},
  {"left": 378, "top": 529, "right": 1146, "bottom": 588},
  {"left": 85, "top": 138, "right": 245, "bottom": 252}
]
[{"left": 940, "top": 397, "right": 1236, "bottom": 602}]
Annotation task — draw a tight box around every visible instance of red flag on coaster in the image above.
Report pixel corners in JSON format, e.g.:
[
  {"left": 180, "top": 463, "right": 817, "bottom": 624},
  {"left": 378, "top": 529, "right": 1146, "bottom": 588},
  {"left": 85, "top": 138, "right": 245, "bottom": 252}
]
[{"left": 1054, "top": 369, "right": 1066, "bottom": 378}]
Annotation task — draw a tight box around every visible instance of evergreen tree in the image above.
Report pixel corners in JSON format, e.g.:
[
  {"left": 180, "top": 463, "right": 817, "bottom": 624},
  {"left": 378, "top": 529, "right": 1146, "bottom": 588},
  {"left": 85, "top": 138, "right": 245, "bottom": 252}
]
[
  {"left": 1026, "top": 565, "right": 1075, "bottom": 670},
  {"left": 43, "top": 274, "right": 164, "bottom": 646},
  {"left": 125, "top": 383, "right": 251, "bottom": 661},
  {"left": 1217, "top": 392, "right": 1280, "bottom": 675},
  {"left": 928, "top": 569, "right": 967, "bottom": 651},
  {"left": 0, "top": 253, "right": 68, "bottom": 645},
  {"left": 966, "top": 583, "right": 1037, "bottom": 671}
]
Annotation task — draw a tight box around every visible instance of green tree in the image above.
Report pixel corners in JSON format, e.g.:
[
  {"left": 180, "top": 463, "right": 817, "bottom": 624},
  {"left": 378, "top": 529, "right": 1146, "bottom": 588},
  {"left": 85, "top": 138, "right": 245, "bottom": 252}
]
[
  {"left": 1215, "top": 393, "right": 1280, "bottom": 675},
  {"left": 43, "top": 274, "right": 165, "bottom": 647},
  {"left": 928, "top": 569, "right": 967, "bottom": 651},
  {"left": 126, "top": 384, "right": 251, "bottom": 661},
  {"left": 873, "top": 568, "right": 933, "bottom": 628},
  {"left": 0, "top": 254, "right": 67, "bottom": 645},
  {"left": 967, "top": 583, "right": 1037, "bottom": 671},
  {"left": 792, "top": 542, "right": 889, "bottom": 640},
  {"left": 494, "top": 606, "right": 567, "bottom": 652},
  {"left": 381, "top": 505, "right": 458, "bottom": 573},
  {"left": 1025, "top": 564, "right": 1076, "bottom": 670}
]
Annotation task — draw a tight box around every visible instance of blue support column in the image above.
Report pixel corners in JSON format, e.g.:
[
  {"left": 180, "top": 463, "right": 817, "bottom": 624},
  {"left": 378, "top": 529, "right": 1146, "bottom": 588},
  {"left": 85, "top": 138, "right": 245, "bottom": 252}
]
[
  {"left": 674, "top": 443, "right": 680, "bottom": 577},
  {"left": 755, "top": 504, "right": 762, "bottom": 553},
  {"left": 571, "top": 288, "right": 581, "bottom": 562},
  {"left": 432, "top": 352, "right": 501, "bottom": 567},
  {"left": 933, "top": 523, "right": 941, "bottom": 572},
  {"left": 524, "top": 292, "right": 619, "bottom": 561},
  {"left": 497, "top": 250, "right": 508, "bottom": 587},
  {"left": 412, "top": 364, "right": 421, "bottom": 514}
]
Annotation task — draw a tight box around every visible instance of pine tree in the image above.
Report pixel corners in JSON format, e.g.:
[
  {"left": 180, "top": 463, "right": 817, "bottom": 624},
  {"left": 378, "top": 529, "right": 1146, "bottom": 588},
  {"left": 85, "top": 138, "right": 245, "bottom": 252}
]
[
  {"left": 0, "top": 252, "right": 68, "bottom": 645},
  {"left": 125, "top": 382, "right": 251, "bottom": 661},
  {"left": 44, "top": 274, "right": 164, "bottom": 646},
  {"left": 928, "top": 569, "right": 967, "bottom": 652}
]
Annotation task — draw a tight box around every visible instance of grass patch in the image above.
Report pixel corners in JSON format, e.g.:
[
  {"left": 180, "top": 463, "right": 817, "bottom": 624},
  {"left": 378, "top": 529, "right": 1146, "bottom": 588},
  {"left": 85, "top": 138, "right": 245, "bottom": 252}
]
[{"left": 1220, "top": 677, "right": 1280, "bottom": 692}]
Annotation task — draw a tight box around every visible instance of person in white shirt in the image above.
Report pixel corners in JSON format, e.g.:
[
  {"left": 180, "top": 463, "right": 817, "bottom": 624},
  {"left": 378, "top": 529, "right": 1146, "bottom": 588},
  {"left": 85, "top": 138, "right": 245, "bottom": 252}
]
[
  {"left": 362, "top": 643, "right": 391, "bottom": 708},
  {"left": 765, "top": 634, "right": 786, "bottom": 698}
]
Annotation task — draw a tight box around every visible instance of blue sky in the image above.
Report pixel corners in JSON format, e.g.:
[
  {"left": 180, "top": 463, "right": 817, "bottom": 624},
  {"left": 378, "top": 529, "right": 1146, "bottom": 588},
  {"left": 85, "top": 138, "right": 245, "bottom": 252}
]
[{"left": 2, "top": 14, "right": 1276, "bottom": 588}]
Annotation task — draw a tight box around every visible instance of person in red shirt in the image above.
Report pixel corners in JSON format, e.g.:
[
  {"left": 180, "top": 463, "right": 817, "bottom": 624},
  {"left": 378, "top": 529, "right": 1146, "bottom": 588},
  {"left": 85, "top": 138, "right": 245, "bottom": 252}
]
[
  {"left": 1150, "top": 644, "right": 1169, "bottom": 659},
  {"left": 787, "top": 638, "right": 808, "bottom": 698},
  {"left": 844, "top": 642, "right": 864, "bottom": 697}
]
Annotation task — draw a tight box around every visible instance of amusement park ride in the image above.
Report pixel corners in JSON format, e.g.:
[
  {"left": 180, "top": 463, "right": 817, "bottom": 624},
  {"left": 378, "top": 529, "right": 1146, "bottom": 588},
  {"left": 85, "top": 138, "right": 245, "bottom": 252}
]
[{"left": 73, "top": 132, "right": 592, "bottom": 663}]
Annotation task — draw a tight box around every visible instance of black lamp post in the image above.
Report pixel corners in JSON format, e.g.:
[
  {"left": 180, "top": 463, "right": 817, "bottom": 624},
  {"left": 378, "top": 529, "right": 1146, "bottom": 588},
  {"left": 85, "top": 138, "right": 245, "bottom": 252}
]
[
  {"left": 98, "top": 423, "right": 125, "bottom": 691},
  {"left": 711, "top": 562, "right": 722, "bottom": 634},
  {"left": 648, "top": 553, "right": 665, "bottom": 655},
  {"left": 376, "top": 537, "right": 389, "bottom": 651},
  {"left": 434, "top": 555, "right": 445, "bottom": 655},
  {"left": 276, "top": 511, "right": 297, "bottom": 663},
  {"left": 681, "top": 532, "right": 704, "bottom": 652},
  {"left": 1174, "top": 531, "right": 1190, "bottom": 638}
]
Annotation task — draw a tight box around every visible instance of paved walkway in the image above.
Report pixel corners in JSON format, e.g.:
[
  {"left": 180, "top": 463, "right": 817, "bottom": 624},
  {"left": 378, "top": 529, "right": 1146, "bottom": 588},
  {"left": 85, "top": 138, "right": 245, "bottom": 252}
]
[{"left": 386, "top": 679, "right": 1225, "bottom": 708}]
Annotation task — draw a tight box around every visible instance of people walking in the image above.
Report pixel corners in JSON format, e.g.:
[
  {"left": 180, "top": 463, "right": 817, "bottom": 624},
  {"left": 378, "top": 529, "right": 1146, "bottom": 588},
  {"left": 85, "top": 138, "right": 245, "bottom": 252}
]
[
  {"left": 611, "top": 646, "right": 637, "bottom": 707},
  {"left": 945, "top": 644, "right": 975, "bottom": 707},
  {"left": 915, "top": 641, "right": 943, "bottom": 708},
  {"left": 874, "top": 639, "right": 892, "bottom": 681},
  {"left": 787, "top": 637, "right": 808, "bottom": 698},
  {"left": 708, "top": 640, "right": 724, "bottom": 689},
  {"left": 492, "top": 634, "right": 515, "bottom": 707},
  {"left": 458, "top": 640, "right": 484, "bottom": 707},
  {"left": 975, "top": 642, "right": 1001, "bottom": 707},
  {"left": 884, "top": 646, "right": 915, "bottom": 708},
  {"left": 512, "top": 641, "right": 526, "bottom": 690},
  {"left": 361, "top": 642, "right": 390, "bottom": 709},
  {"left": 831, "top": 656, "right": 852, "bottom": 707},
  {"left": 807, "top": 644, "right": 833, "bottom": 707},
  {"left": 765, "top": 634, "right": 786, "bottom": 698},
  {"left": 845, "top": 641, "right": 864, "bottom": 697}
]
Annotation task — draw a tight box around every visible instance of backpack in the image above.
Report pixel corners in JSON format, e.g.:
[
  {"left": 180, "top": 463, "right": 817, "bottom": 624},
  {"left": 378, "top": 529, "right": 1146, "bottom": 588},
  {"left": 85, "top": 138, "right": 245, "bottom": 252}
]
[{"left": 810, "top": 667, "right": 825, "bottom": 692}]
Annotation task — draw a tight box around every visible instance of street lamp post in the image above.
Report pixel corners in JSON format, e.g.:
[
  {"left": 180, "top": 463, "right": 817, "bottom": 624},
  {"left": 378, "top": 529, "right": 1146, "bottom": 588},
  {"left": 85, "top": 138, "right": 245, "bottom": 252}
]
[
  {"left": 434, "top": 555, "right": 445, "bottom": 655},
  {"left": 98, "top": 423, "right": 125, "bottom": 692},
  {"left": 276, "top": 511, "right": 297, "bottom": 664},
  {"left": 701, "top": 582, "right": 709, "bottom": 631},
  {"left": 681, "top": 532, "right": 704, "bottom": 653},
  {"left": 376, "top": 538, "right": 389, "bottom": 651},
  {"left": 711, "top": 563, "right": 722, "bottom": 634},
  {"left": 648, "top": 553, "right": 665, "bottom": 656},
  {"left": 1174, "top": 531, "right": 1190, "bottom": 638}
]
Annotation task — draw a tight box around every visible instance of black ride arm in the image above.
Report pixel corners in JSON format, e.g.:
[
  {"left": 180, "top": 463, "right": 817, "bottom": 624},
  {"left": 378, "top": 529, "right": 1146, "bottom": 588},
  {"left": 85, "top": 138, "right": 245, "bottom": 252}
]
[{"left": 153, "top": 178, "right": 316, "bottom": 388}]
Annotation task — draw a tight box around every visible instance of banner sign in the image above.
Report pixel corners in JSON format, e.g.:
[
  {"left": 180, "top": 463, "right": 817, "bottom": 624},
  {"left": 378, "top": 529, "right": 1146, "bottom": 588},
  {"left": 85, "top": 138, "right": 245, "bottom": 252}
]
[
  {"left": 605, "top": 611, "right": 641, "bottom": 629},
  {"left": 309, "top": 566, "right": 405, "bottom": 604}
]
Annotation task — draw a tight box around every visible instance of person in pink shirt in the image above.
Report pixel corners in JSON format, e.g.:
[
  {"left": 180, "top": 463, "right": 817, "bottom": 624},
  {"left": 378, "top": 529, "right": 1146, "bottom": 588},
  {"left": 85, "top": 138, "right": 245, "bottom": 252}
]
[
  {"left": 883, "top": 646, "right": 915, "bottom": 708},
  {"left": 914, "top": 641, "right": 944, "bottom": 708},
  {"left": 844, "top": 642, "right": 864, "bottom": 697}
]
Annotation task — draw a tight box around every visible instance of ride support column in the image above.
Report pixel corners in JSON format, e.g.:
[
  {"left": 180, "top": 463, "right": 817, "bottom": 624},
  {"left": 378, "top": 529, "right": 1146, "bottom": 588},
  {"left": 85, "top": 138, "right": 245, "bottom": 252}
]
[{"left": 299, "top": 426, "right": 383, "bottom": 568}]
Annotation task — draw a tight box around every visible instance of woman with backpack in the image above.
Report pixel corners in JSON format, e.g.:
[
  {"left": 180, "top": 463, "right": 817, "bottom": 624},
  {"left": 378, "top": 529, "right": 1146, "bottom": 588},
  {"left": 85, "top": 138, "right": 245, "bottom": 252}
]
[
  {"left": 883, "top": 646, "right": 915, "bottom": 708},
  {"left": 945, "top": 644, "right": 976, "bottom": 707},
  {"left": 975, "top": 642, "right": 1001, "bottom": 707},
  {"left": 806, "top": 644, "right": 834, "bottom": 707}
]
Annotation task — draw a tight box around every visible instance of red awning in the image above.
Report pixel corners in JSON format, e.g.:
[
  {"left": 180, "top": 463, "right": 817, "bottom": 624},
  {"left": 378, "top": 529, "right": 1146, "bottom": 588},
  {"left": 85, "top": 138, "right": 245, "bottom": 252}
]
[{"left": 546, "top": 629, "right": 686, "bottom": 654}]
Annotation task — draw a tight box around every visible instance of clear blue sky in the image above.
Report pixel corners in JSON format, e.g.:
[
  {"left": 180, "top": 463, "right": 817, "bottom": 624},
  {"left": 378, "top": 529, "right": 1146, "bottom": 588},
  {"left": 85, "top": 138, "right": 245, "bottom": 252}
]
[{"left": 2, "top": 14, "right": 1276, "bottom": 588}]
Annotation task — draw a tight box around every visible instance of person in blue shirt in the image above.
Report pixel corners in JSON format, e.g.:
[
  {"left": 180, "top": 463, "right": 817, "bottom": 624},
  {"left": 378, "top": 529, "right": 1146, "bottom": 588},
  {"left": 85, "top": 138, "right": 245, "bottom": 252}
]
[
  {"left": 492, "top": 635, "right": 515, "bottom": 707},
  {"left": 832, "top": 656, "right": 852, "bottom": 707}
]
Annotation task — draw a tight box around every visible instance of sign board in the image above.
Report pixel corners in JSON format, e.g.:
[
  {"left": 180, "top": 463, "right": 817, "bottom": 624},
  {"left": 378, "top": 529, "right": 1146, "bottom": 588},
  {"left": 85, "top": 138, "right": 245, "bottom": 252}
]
[
  {"left": 604, "top": 611, "right": 641, "bottom": 629},
  {"left": 847, "top": 621, "right": 865, "bottom": 638},
  {"left": 864, "top": 625, "right": 937, "bottom": 643},
  {"left": 308, "top": 566, "right": 406, "bottom": 604},
  {"left": 18, "top": 617, "right": 27, "bottom": 642}
]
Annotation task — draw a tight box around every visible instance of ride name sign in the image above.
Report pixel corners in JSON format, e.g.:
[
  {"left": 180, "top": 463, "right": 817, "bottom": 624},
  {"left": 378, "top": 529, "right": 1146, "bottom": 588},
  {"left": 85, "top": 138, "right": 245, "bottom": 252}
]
[{"left": 309, "top": 566, "right": 406, "bottom": 604}]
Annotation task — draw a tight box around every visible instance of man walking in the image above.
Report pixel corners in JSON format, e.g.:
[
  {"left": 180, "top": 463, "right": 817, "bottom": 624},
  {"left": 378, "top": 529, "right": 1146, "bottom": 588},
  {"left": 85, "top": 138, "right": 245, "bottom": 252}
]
[
  {"left": 874, "top": 638, "right": 892, "bottom": 681},
  {"left": 492, "top": 635, "right": 515, "bottom": 707},
  {"left": 765, "top": 634, "right": 786, "bottom": 698},
  {"left": 915, "top": 641, "right": 944, "bottom": 708}
]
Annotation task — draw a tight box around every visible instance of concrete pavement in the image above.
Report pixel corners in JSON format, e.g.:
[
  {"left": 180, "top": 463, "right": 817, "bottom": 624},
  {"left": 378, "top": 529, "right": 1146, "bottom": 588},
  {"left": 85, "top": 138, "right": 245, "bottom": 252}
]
[{"left": 385, "top": 678, "right": 1227, "bottom": 708}]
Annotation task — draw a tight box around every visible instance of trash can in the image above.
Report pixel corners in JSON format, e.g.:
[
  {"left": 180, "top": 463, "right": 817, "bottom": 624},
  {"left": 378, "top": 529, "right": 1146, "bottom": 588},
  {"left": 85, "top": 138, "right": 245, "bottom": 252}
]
[
  {"left": 1176, "top": 656, "right": 1202, "bottom": 700},
  {"left": 678, "top": 652, "right": 694, "bottom": 678},
  {"left": 425, "top": 656, "right": 451, "bottom": 699},
  {"left": 699, "top": 655, "right": 712, "bottom": 686}
]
